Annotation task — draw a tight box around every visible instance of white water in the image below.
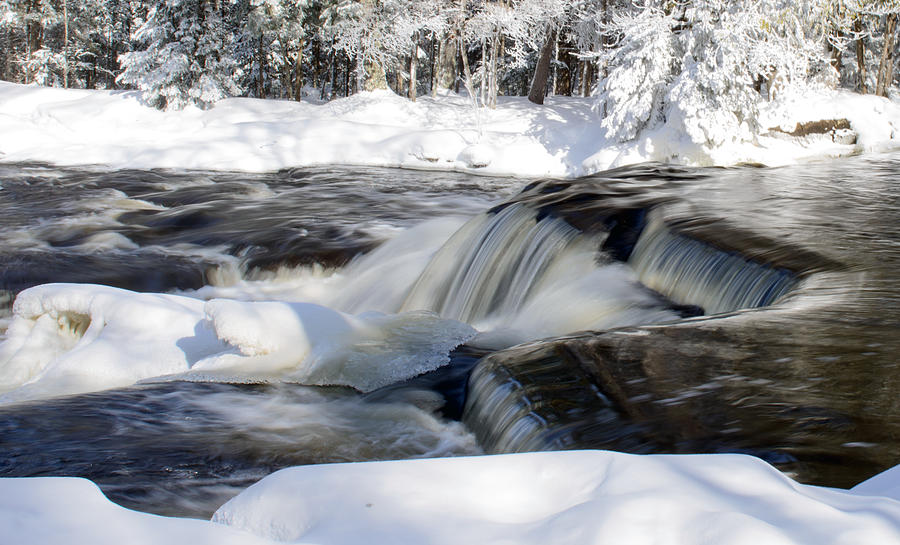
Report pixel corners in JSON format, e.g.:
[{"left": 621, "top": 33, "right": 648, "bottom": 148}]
[
  {"left": 192, "top": 206, "right": 681, "bottom": 346},
  {"left": 0, "top": 204, "right": 683, "bottom": 402}
]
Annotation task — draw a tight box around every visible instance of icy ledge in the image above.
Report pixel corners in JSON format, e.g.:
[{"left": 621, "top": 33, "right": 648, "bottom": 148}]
[
  {"left": 1, "top": 82, "right": 899, "bottom": 177},
  {"left": 4, "top": 450, "right": 900, "bottom": 545}
]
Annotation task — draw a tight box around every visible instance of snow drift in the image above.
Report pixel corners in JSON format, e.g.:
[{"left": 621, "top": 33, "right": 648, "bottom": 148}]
[{"left": 5, "top": 450, "right": 900, "bottom": 545}]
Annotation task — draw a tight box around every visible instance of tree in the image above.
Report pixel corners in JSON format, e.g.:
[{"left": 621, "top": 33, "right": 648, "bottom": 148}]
[
  {"left": 591, "top": 0, "right": 839, "bottom": 150},
  {"left": 118, "top": 0, "right": 241, "bottom": 110},
  {"left": 320, "top": 0, "right": 423, "bottom": 93},
  {"left": 233, "top": 0, "right": 308, "bottom": 100}
]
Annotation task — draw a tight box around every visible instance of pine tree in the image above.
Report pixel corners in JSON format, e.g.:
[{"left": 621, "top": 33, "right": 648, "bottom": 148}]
[{"left": 118, "top": 0, "right": 241, "bottom": 110}]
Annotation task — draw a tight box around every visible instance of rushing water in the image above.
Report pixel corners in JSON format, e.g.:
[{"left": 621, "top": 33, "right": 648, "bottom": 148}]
[{"left": 1, "top": 154, "right": 899, "bottom": 517}]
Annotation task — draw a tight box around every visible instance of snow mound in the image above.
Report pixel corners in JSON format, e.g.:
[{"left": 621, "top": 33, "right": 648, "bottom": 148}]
[
  {"left": 193, "top": 300, "right": 476, "bottom": 391},
  {"left": 213, "top": 450, "right": 900, "bottom": 545},
  {"left": 0, "top": 477, "right": 272, "bottom": 545},
  {"left": 4, "top": 451, "right": 900, "bottom": 544},
  {"left": 458, "top": 143, "right": 493, "bottom": 168},
  {"left": 0, "top": 284, "right": 222, "bottom": 402},
  {"left": 0, "top": 284, "right": 475, "bottom": 402},
  {"left": 852, "top": 465, "right": 900, "bottom": 501}
]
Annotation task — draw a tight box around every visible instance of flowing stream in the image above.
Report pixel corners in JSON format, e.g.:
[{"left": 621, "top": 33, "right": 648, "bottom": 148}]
[{"left": 1, "top": 155, "right": 899, "bottom": 517}]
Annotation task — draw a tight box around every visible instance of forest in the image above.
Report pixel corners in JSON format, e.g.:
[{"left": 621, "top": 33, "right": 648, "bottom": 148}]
[{"left": 1, "top": 1, "right": 898, "bottom": 144}]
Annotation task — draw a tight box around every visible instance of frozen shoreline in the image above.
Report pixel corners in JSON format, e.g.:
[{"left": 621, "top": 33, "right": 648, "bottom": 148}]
[{"left": 2, "top": 81, "right": 900, "bottom": 177}]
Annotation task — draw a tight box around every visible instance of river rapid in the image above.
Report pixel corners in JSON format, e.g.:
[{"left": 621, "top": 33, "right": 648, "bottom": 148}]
[{"left": 1, "top": 154, "right": 899, "bottom": 518}]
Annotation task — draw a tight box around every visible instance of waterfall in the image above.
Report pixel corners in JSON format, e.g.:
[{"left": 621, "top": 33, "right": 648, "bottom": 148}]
[
  {"left": 627, "top": 213, "right": 797, "bottom": 314},
  {"left": 460, "top": 206, "right": 807, "bottom": 456},
  {"left": 396, "top": 204, "right": 678, "bottom": 342},
  {"left": 461, "top": 344, "right": 642, "bottom": 454},
  {"left": 400, "top": 204, "right": 582, "bottom": 324}
]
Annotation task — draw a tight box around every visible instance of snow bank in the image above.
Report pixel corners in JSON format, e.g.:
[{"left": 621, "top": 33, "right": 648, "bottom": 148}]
[
  {"left": 3, "top": 81, "right": 898, "bottom": 176},
  {"left": 5, "top": 450, "right": 900, "bottom": 545},
  {"left": 0, "top": 477, "right": 272, "bottom": 545},
  {"left": 212, "top": 451, "right": 900, "bottom": 545},
  {"left": 0, "top": 283, "right": 475, "bottom": 402}
]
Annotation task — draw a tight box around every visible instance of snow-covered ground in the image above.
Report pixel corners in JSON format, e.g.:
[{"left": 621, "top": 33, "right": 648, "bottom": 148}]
[
  {"left": 5, "top": 450, "right": 900, "bottom": 545},
  {"left": 2, "top": 81, "right": 900, "bottom": 176}
]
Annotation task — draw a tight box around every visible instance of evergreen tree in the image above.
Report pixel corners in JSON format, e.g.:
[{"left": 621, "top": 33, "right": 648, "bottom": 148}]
[{"left": 118, "top": 0, "right": 241, "bottom": 110}]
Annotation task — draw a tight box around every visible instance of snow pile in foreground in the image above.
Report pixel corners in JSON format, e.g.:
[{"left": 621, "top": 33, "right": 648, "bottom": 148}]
[
  {"left": 0, "top": 283, "right": 475, "bottom": 402},
  {"left": 4, "top": 450, "right": 900, "bottom": 545},
  {"left": 1, "top": 81, "right": 899, "bottom": 176}
]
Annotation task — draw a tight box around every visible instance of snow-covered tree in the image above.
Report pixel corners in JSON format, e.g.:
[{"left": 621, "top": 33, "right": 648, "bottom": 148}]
[
  {"left": 593, "top": 6, "right": 675, "bottom": 141},
  {"left": 118, "top": 0, "right": 241, "bottom": 110},
  {"left": 592, "top": 0, "right": 842, "bottom": 148},
  {"left": 319, "top": 0, "right": 421, "bottom": 93},
  {"left": 233, "top": 0, "right": 308, "bottom": 100}
]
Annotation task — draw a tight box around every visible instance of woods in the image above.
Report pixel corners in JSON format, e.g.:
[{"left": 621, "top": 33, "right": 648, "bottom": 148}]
[{"left": 0, "top": 0, "right": 898, "bottom": 113}]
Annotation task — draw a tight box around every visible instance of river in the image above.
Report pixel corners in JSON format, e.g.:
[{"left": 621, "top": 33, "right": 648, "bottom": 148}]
[{"left": 1, "top": 154, "right": 899, "bottom": 518}]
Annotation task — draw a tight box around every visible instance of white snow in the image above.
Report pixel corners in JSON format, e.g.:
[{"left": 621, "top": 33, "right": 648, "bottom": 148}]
[
  {"left": 0, "top": 283, "right": 475, "bottom": 402},
  {"left": 5, "top": 450, "right": 900, "bottom": 545},
  {"left": 2, "top": 81, "right": 900, "bottom": 176}
]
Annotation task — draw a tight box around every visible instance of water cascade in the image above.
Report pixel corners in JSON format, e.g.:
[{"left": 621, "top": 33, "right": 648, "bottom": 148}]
[
  {"left": 457, "top": 186, "right": 829, "bottom": 458},
  {"left": 400, "top": 204, "right": 585, "bottom": 324},
  {"left": 628, "top": 212, "right": 797, "bottom": 314}
]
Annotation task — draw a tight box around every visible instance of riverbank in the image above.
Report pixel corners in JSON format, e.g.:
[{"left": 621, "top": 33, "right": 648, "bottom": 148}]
[
  {"left": 6, "top": 450, "right": 900, "bottom": 545},
  {"left": 1, "top": 81, "right": 899, "bottom": 177}
]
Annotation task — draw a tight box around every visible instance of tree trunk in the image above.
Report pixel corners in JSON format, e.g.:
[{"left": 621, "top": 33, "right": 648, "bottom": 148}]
[
  {"left": 344, "top": 54, "right": 351, "bottom": 97},
  {"left": 855, "top": 17, "right": 868, "bottom": 94},
  {"left": 24, "top": 0, "right": 42, "bottom": 84},
  {"left": 458, "top": 31, "right": 475, "bottom": 103},
  {"left": 581, "top": 61, "right": 594, "bottom": 97},
  {"left": 551, "top": 34, "right": 559, "bottom": 96},
  {"left": 257, "top": 36, "right": 266, "bottom": 98},
  {"left": 480, "top": 37, "right": 487, "bottom": 106},
  {"left": 408, "top": 42, "right": 417, "bottom": 101},
  {"left": 319, "top": 51, "right": 335, "bottom": 100},
  {"left": 428, "top": 35, "right": 440, "bottom": 96},
  {"left": 489, "top": 34, "right": 499, "bottom": 108},
  {"left": 528, "top": 28, "right": 557, "bottom": 105},
  {"left": 63, "top": 0, "right": 69, "bottom": 88},
  {"left": 362, "top": 55, "right": 388, "bottom": 92},
  {"left": 435, "top": 34, "right": 457, "bottom": 92},
  {"left": 876, "top": 14, "right": 897, "bottom": 97},
  {"left": 293, "top": 36, "right": 304, "bottom": 101}
]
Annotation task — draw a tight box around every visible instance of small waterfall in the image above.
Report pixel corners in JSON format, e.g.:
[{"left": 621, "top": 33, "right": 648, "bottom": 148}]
[
  {"left": 628, "top": 214, "right": 797, "bottom": 314},
  {"left": 458, "top": 205, "right": 810, "bottom": 456},
  {"left": 400, "top": 204, "right": 585, "bottom": 325},
  {"left": 461, "top": 342, "right": 656, "bottom": 454}
]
